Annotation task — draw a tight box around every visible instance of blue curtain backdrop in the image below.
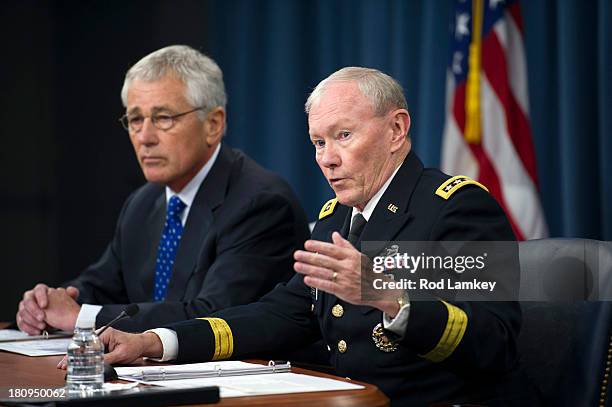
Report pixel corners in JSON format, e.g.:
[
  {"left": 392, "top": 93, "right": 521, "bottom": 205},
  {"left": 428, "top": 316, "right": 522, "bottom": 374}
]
[{"left": 199, "top": 0, "right": 610, "bottom": 239}]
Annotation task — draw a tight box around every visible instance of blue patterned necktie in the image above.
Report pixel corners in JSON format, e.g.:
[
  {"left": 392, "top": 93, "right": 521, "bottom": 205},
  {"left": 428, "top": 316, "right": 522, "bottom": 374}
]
[{"left": 153, "top": 195, "right": 186, "bottom": 301}]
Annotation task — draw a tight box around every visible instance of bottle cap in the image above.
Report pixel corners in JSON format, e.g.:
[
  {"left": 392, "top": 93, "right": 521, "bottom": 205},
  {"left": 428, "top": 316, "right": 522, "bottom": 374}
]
[{"left": 75, "top": 304, "right": 103, "bottom": 329}]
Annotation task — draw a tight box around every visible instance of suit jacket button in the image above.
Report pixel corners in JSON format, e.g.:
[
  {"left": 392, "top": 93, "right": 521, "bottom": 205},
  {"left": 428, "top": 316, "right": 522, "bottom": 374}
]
[
  {"left": 338, "top": 340, "right": 348, "bottom": 353},
  {"left": 331, "top": 304, "right": 344, "bottom": 318}
]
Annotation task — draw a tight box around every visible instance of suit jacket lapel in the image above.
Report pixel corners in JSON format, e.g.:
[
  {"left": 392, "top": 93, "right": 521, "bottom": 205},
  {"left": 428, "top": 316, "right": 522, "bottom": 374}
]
[
  {"left": 312, "top": 205, "right": 351, "bottom": 243},
  {"left": 166, "top": 145, "right": 235, "bottom": 301},
  {"left": 359, "top": 152, "right": 422, "bottom": 257},
  {"left": 357, "top": 152, "right": 423, "bottom": 314},
  {"left": 339, "top": 208, "right": 352, "bottom": 240},
  {"left": 310, "top": 204, "right": 350, "bottom": 311},
  {"left": 139, "top": 192, "right": 166, "bottom": 298}
]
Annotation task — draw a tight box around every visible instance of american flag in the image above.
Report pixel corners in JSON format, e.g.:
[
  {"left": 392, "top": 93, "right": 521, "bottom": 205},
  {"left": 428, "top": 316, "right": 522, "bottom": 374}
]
[{"left": 441, "top": 0, "right": 548, "bottom": 240}]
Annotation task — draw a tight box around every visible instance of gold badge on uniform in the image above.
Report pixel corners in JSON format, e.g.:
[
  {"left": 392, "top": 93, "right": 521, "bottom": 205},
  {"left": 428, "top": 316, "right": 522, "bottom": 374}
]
[
  {"left": 331, "top": 304, "right": 344, "bottom": 318},
  {"left": 318, "top": 198, "right": 338, "bottom": 220},
  {"left": 435, "top": 175, "right": 489, "bottom": 200},
  {"left": 372, "top": 323, "right": 398, "bottom": 353},
  {"left": 387, "top": 203, "right": 398, "bottom": 213}
]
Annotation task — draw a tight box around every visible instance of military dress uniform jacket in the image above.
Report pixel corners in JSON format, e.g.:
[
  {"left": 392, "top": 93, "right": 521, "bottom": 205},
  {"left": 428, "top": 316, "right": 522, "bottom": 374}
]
[
  {"left": 67, "top": 145, "right": 311, "bottom": 332},
  {"left": 167, "top": 151, "right": 522, "bottom": 406}
]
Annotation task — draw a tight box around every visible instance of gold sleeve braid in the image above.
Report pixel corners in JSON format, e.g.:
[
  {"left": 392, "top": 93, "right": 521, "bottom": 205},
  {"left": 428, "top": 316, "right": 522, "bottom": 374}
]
[
  {"left": 196, "top": 317, "right": 234, "bottom": 360},
  {"left": 419, "top": 301, "right": 468, "bottom": 363}
]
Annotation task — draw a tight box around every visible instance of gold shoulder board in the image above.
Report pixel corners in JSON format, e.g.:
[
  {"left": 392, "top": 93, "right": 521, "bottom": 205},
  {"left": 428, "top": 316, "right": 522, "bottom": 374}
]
[
  {"left": 435, "top": 175, "right": 488, "bottom": 200},
  {"left": 319, "top": 198, "right": 338, "bottom": 220}
]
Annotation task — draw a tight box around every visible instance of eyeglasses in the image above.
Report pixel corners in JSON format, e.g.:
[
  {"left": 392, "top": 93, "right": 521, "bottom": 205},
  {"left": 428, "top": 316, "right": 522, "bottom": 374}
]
[{"left": 119, "top": 107, "right": 204, "bottom": 132}]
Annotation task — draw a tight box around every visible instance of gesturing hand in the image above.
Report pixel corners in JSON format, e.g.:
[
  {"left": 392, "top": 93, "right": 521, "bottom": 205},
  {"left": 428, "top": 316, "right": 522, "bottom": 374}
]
[
  {"left": 294, "top": 231, "right": 403, "bottom": 317},
  {"left": 294, "top": 231, "right": 372, "bottom": 306}
]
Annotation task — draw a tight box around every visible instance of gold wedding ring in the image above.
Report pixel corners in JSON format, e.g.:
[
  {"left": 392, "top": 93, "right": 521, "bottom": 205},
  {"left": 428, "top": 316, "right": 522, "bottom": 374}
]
[{"left": 331, "top": 271, "right": 338, "bottom": 282}]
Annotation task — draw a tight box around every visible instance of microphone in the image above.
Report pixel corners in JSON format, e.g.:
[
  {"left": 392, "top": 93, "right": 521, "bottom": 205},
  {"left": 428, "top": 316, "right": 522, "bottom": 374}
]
[{"left": 96, "top": 304, "right": 140, "bottom": 337}]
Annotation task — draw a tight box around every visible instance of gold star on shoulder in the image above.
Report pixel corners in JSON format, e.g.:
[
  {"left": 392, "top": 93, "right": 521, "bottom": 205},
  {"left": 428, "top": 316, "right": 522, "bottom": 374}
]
[{"left": 435, "top": 176, "right": 488, "bottom": 200}]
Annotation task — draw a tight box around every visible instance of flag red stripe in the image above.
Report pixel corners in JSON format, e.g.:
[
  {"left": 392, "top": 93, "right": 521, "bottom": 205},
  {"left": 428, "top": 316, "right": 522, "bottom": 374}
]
[
  {"left": 469, "top": 144, "right": 525, "bottom": 240},
  {"left": 452, "top": 82, "right": 525, "bottom": 240},
  {"left": 451, "top": 82, "right": 467, "bottom": 131},
  {"left": 507, "top": 2, "right": 525, "bottom": 36},
  {"left": 481, "top": 31, "right": 539, "bottom": 185}
]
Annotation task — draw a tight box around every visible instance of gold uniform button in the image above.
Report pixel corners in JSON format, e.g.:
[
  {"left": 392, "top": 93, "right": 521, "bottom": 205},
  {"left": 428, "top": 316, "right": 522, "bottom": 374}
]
[
  {"left": 331, "top": 304, "right": 344, "bottom": 318},
  {"left": 338, "top": 340, "right": 348, "bottom": 353}
]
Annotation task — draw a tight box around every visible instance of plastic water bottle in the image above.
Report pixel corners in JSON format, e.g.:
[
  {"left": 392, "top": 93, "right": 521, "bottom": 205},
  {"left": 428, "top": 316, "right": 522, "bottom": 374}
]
[{"left": 66, "top": 320, "right": 104, "bottom": 393}]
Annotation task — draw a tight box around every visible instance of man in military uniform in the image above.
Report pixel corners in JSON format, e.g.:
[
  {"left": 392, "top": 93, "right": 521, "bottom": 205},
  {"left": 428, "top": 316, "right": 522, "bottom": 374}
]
[{"left": 71, "top": 67, "right": 525, "bottom": 405}]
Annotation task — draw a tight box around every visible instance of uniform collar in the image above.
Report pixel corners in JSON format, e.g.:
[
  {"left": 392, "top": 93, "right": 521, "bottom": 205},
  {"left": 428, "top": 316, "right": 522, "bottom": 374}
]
[
  {"left": 351, "top": 164, "right": 402, "bottom": 223},
  {"left": 358, "top": 151, "right": 424, "bottom": 253}
]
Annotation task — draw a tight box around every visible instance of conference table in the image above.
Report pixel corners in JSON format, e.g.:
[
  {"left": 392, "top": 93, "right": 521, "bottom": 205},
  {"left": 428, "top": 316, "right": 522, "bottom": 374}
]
[{"left": 0, "top": 350, "right": 389, "bottom": 406}]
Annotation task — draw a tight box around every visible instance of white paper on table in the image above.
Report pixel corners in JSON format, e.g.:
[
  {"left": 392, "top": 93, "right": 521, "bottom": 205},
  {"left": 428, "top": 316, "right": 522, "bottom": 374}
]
[
  {"left": 102, "top": 382, "right": 140, "bottom": 392},
  {"left": 0, "top": 329, "right": 31, "bottom": 341},
  {"left": 0, "top": 338, "right": 71, "bottom": 356},
  {"left": 142, "top": 373, "right": 363, "bottom": 398},
  {"left": 116, "top": 361, "right": 363, "bottom": 399}
]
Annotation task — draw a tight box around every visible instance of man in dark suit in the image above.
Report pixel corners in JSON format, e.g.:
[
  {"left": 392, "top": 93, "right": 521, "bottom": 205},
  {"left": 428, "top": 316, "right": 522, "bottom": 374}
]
[
  {"left": 16, "top": 45, "right": 310, "bottom": 333},
  {"left": 74, "top": 67, "right": 526, "bottom": 405}
]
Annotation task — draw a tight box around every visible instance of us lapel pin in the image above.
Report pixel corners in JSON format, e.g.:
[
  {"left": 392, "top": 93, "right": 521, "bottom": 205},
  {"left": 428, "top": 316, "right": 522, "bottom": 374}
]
[{"left": 387, "top": 204, "right": 398, "bottom": 213}]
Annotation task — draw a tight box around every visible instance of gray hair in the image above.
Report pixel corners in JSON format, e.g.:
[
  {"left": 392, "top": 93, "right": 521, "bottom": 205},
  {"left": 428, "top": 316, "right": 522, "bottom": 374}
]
[
  {"left": 305, "top": 67, "right": 407, "bottom": 116},
  {"left": 121, "top": 45, "right": 226, "bottom": 120}
]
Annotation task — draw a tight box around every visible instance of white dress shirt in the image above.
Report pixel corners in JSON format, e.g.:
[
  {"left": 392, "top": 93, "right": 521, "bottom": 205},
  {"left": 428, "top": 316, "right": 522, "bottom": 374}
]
[
  {"left": 144, "top": 144, "right": 220, "bottom": 362},
  {"left": 165, "top": 143, "right": 221, "bottom": 226}
]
